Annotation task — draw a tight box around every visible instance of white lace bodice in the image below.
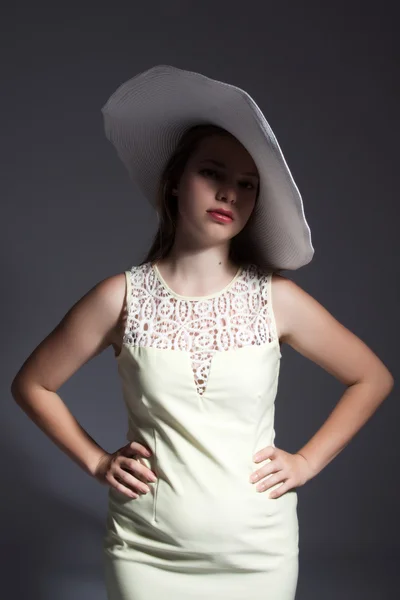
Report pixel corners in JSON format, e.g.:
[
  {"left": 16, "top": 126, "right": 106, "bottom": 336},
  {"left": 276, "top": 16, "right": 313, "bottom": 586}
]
[{"left": 121, "top": 261, "right": 279, "bottom": 396}]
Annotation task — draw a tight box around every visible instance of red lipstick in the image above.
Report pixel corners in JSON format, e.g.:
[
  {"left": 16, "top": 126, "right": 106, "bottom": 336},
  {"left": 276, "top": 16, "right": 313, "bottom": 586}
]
[{"left": 207, "top": 208, "right": 234, "bottom": 222}]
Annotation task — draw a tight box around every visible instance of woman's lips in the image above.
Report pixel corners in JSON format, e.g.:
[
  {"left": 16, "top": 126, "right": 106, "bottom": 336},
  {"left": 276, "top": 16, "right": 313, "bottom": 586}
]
[{"left": 207, "top": 211, "right": 233, "bottom": 223}]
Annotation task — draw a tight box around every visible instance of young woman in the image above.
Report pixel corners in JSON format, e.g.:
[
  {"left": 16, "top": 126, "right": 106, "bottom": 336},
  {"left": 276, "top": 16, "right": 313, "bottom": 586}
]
[{"left": 11, "top": 66, "right": 394, "bottom": 600}]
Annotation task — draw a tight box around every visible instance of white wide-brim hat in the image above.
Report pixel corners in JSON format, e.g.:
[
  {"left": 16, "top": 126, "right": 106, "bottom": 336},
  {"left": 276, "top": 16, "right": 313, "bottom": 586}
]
[{"left": 101, "top": 64, "right": 314, "bottom": 271}]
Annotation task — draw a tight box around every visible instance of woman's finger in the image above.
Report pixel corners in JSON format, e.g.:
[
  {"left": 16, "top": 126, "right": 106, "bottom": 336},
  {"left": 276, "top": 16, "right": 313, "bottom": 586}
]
[
  {"left": 128, "top": 441, "right": 152, "bottom": 457},
  {"left": 119, "top": 455, "right": 157, "bottom": 484},
  {"left": 250, "top": 460, "right": 279, "bottom": 484},
  {"left": 268, "top": 480, "right": 291, "bottom": 499},
  {"left": 107, "top": 472, "right": 140, "bottom": 499},
  {"left": 256, "top": 472, "right": 284, "bottom": 493},
  {"left": 114, "top": 466, "right": 151, "bottom": 495}
]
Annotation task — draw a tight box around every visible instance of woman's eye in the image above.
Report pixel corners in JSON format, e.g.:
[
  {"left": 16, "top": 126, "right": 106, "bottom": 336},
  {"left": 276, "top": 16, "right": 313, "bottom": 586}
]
[
  {"left": 200, "top": 168, "right": 218, "bottom": 178},
  {"left": 240, "top": 181, "right": 255, "bottom": 190},
  {"left": 200, "top": 169, "right": 254, "bottom": 190}
]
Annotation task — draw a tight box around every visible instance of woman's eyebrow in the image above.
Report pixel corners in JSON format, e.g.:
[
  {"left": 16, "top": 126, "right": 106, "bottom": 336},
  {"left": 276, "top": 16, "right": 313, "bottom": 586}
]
[{"left": 199, "top": 158, "right": 259, "bottom": 179}]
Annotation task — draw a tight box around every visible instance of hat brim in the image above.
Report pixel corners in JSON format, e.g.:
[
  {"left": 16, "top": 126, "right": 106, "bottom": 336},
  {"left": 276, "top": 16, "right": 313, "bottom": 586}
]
[{"left": 101, "top": 64, "right": 314, "bottom": 271}]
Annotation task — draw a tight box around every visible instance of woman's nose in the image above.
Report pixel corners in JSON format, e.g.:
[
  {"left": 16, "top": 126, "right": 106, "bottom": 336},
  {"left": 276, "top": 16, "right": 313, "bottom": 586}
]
[{"left": 217, "top": 185, "right": 237, "bottom": 203}]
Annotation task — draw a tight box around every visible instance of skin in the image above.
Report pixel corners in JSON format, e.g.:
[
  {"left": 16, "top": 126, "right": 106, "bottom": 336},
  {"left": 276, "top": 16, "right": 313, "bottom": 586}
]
[
  {"left": 11, "top": 134, "right": 394, "bottom": 501},
  {"left": 154, "top": 133, "right": 260, "bottom": 294}
]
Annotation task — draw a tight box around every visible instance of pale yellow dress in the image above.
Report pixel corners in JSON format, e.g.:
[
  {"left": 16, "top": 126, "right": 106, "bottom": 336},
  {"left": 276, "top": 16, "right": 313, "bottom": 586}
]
[{"left": 102, "top": 261, "right": 299, "bottom": 600}]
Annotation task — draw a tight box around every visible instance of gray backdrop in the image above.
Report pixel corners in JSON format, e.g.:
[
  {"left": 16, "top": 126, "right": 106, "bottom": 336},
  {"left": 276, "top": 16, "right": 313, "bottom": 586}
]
[{"left": 2, "top": 2, "right": 399, "bottom": 599}]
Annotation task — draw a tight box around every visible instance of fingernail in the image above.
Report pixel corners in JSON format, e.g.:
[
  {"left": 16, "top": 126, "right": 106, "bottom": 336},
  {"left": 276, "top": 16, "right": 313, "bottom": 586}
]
[{"left": 149, "top": 473, "right": 157, "bottom": 482}]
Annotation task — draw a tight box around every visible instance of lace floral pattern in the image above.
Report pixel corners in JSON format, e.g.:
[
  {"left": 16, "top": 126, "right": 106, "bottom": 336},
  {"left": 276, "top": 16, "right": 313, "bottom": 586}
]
[{"left": 122, "top": 262, "right": 278, "bottom": 396}]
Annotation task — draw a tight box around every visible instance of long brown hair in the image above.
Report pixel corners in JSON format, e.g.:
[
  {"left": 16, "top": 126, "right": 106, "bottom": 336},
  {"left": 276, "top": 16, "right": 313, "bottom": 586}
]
[{"left": 139, "top": 123, "right": 276, "bottom": 273}]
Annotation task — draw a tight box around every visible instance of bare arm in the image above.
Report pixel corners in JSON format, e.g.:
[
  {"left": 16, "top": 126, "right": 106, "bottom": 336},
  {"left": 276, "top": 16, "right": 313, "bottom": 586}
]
[
  {"left": 272, "top": 273, "right": 394, "bottom": 477},
  {"left": 10, "top": 272, "right": 127, "bottom": 477}
]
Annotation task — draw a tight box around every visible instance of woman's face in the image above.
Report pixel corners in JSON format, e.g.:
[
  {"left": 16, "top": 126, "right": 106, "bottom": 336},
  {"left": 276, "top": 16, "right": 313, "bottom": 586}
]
[{"left": 172, "top": 134, "right": 259, "bottom": 246}]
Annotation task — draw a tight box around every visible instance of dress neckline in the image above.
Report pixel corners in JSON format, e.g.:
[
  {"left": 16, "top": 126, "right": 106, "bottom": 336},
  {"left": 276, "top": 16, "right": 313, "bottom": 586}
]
[{"left": 150, "top": 261, "right": 244, "bottom": 301}]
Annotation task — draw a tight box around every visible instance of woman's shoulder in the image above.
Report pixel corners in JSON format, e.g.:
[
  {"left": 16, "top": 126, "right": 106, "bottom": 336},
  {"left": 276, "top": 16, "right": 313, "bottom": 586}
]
[
  {"left": 265, "top": 269, "right": 297, "bottom": 343},
  {"left": 10, "top": 270, "right": 133, "bottom": 392},
  {"left": 98, "top": 267, "right": 139, "bottom": 355},
  {"left": 246, "top": 262, "right": 291, "bottom": 288},
  {"left": 88, "top": 270, "right": 130, "bottom": 340}
]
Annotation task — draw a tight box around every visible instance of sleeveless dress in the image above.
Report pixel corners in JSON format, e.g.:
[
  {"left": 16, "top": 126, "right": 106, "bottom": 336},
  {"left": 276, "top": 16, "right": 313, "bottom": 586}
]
[{"left": 102, "top": 261, "right": 299, "bottom": 600}]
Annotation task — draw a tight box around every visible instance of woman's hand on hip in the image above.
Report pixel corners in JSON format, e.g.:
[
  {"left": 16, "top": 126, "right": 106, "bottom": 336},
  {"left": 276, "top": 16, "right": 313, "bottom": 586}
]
[
  {"left": 93, "top": 441, "right": 157, "bottom": 499},
  {"left": 250, "top": 445, "right": 315, "bottom": 498}
]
